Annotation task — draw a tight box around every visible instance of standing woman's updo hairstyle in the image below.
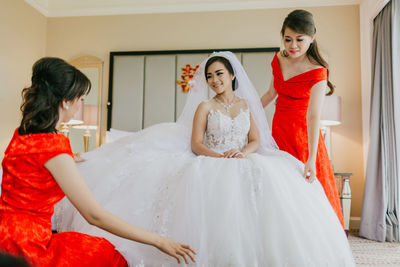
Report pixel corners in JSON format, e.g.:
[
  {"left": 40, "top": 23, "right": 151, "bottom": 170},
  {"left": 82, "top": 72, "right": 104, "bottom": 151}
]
[
  {"left": 19, "top": 57, "right": 91, "bottom": 135},
  {"left": 205, "top": 56, "right": 237, "bottom": 91},
  {"left": 281, "top": 9, "right": 334, "bottom": 95}
]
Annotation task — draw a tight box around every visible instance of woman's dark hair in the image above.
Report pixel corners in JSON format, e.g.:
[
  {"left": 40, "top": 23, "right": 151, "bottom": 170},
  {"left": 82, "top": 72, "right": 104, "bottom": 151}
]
[
  {"left": 205, "top": 56, "right": 237, "bottom": 91},
  {"left": 18, "top": 57, "right": 91, "bottom": 135},
  {"left": 281, "top": 9, "right": 334, "bottom": 95},
  {"left": 0, "top": 252, "right": 31, "bottom": 267}
]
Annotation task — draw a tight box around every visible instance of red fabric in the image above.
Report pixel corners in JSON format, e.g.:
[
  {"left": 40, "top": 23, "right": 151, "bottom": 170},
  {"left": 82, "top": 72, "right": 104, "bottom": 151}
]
[
  {"left": 271, "top": 53, "right": 344, "bottom": 227},
  {"left": 0, "top": 129, "right": 127, "bottom": 267}
]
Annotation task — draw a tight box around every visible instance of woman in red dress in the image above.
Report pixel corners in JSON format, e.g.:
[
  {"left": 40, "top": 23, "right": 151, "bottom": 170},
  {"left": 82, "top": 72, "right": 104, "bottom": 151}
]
[
  {"left": 261, "top": 10, "right": 344, "bottom": 227},
  {"left": 0, "top": 57, "right": 195, "bottom": 266}
]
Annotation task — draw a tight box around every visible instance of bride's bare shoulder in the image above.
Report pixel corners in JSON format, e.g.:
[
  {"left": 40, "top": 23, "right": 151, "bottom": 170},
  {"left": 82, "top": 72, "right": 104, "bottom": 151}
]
[
  {"left": 236, "top": 97, "right": 248, "bottom": 108},
  {"left": 196, "top": 100, "right": 213, "bottom": 114}
]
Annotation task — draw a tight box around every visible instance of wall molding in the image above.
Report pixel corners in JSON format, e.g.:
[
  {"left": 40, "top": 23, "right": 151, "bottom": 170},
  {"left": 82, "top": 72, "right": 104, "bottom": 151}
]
[
  {"left": 24, "top": 0, "right": 49, "bottom": 17},
  {"left": 25, "top": 0, "right": 361, "bottom": 17},
  {"left": 350, "top": 216, "right": 361, "bottom": 230}
]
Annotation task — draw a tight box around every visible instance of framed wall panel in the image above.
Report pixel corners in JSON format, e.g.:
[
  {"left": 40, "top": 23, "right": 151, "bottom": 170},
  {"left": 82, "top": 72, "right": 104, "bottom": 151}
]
[
  {"left": 144, "top": 55, "right": 176, "bottom": 128},
  {"left": 108, "top": 48, "right": 279, "bottom": 132},
  {"left": 111, "top": 56, "right": 144, "bottom": 132},
  {"left": 176, "top": 53, "right": 208, "bottom": 119},
  {"left": 242, "top": 52, "right": 276, "bottom": 126}
]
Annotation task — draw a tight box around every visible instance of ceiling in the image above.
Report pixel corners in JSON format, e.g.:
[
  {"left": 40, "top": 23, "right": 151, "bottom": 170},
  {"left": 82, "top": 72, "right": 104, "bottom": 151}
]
[{"left": 25, "top": 0, "right": 361, "bottom": 17}]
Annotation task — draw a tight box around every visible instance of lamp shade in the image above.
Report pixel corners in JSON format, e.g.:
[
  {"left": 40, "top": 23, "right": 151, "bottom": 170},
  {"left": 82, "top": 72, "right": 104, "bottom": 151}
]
[
  {"left": 83, "top": 105, "right": 98, "bottom": 126},
  {"left": 66, "top": 119, "right": 83, "bottom": 126},
  {"left": 320, "top": 95, "right": 342, "bottom": 126}
]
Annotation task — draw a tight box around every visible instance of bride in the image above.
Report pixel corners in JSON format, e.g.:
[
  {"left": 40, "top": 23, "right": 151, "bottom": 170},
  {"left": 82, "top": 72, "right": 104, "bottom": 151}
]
[{"left": 55, "top": 52, "right": 355, "bottom": 266}]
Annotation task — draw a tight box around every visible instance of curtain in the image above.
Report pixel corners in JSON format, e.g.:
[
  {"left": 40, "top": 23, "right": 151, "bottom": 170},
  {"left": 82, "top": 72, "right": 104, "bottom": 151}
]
[{"left": 360, "top": 0, "right": 400, "bottom": 242}]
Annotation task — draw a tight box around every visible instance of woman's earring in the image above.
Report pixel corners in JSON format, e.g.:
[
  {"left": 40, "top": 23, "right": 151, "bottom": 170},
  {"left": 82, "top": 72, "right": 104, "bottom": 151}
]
[{"left": 65, "top": 105, "right": 69, "bottom": 110}]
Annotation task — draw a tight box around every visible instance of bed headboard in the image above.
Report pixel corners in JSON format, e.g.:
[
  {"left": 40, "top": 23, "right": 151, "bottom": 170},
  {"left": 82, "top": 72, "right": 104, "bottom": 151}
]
[{"left": 107, "top": 48, "right": 279, "bottom": 132}]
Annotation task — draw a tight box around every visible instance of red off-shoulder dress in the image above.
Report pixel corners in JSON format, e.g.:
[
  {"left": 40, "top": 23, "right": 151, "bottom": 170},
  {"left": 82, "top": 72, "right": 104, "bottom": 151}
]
[
  {"left": 271, "top": 53, "right": 344, "bottom": 227},
  {"left": 0, "top": 129, "right": 127, "bottom": 267}
]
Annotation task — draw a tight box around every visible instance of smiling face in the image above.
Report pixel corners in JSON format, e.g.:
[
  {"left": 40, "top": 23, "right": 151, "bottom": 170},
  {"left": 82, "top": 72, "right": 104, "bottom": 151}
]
[
  {"left": 206, "top": 61, "right": 235, "bottom": 95},
  {"left": 283, "top": 27, "right": 314, "bottom": 58}
]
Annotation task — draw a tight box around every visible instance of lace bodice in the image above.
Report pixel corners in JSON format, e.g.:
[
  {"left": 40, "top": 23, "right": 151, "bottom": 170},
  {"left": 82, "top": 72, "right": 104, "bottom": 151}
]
[{"left": 204, "top": 108, "right": 250, "bottom": 154}]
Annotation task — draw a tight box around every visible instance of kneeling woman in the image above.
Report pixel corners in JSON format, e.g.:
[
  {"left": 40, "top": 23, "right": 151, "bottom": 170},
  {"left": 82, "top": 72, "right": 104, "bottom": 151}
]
[{"left": 0, "top": 57, "right": 195, "bottom": 267}]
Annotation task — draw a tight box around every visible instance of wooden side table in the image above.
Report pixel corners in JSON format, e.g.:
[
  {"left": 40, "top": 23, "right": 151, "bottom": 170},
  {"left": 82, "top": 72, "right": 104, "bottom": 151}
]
[{"left": 334, "top": 173, "right": 353, "bottom": 230}]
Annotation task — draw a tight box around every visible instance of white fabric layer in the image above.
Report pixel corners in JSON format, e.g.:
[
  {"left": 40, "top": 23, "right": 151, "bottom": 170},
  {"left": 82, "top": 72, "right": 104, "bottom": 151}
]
[
  {"left": 56, "top": 121, "right": 354, "bottom": 266},
  {"left": 55, "top": 52, "right": 354, "bottom": 266}
]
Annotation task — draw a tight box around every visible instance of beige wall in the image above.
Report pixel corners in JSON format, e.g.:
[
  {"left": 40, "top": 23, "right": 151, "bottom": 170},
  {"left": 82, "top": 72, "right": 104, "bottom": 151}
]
[
  {"left": 46, "top": 5, "right": 364, "bottom": 219},
  {"left": 0, "top": 0, "right": 47, "bottom": 159},
  {"left": 0, "top": 4, "right": 364, "bottom": 220}
]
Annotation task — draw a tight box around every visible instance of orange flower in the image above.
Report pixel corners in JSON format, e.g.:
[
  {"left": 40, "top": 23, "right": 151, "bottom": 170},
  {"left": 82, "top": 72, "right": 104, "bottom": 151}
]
[{"left": 176, "top": 64, "right": 199, "bottom": 93}]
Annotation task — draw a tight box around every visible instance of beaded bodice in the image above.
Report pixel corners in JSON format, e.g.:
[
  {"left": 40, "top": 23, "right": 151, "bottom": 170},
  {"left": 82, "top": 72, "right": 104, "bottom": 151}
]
[{"left": 204, "top": 108, "right": 250, "bottom": 154}]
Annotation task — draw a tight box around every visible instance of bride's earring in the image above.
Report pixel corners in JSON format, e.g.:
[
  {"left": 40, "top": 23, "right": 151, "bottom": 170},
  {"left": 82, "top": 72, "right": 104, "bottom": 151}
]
[{"left": 65, "top": 105, "right": 69, "bottom": 110}]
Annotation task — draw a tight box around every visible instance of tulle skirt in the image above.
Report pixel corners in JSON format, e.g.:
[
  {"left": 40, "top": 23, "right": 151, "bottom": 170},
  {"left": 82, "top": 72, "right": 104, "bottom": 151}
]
[{"left": 55, "top": 123, "right": 354, "bottom": 267}]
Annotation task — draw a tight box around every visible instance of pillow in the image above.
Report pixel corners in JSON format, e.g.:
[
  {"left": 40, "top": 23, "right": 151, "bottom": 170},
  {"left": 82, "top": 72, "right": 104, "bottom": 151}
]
[{"left": 106, "top": 128, "right": 134, "bottom": 143}]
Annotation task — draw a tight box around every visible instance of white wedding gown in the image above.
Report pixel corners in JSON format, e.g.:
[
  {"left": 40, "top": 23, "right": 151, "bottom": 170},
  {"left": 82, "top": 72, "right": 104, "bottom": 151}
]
[{"left": 55, "top": 107, "right": 354, "bottom": 267}]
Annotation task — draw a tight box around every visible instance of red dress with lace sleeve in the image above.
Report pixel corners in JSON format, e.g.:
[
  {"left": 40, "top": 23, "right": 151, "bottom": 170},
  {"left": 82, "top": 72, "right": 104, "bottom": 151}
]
[
  {"left": 0, "top": 129, "right": 127, "bottom": 267},
  {"left": 271, "top": 53, "right": 344, "bottom": 227}
]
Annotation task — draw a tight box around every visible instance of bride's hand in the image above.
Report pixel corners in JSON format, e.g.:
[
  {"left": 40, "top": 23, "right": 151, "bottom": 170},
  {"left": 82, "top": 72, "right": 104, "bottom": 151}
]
[
  {"left": 223, "top": 149, "right": 244, "bottom": 158},
  {"left": 155, "top": 236, "right": 196, "bottom": 264},
  {"left": 303, "top": 159, "right": 316, "bottom": 183}
]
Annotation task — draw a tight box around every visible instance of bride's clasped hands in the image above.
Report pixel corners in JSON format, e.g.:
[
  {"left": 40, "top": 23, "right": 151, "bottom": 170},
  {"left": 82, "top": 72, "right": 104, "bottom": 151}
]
[{"left": 222, "top": 149, "right": 245, "bottom": 158}]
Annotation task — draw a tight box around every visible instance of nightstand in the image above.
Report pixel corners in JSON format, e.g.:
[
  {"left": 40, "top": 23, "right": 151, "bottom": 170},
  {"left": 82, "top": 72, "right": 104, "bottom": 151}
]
[{"left": 334, "top": 172, "right": 352, "bottom": 230}]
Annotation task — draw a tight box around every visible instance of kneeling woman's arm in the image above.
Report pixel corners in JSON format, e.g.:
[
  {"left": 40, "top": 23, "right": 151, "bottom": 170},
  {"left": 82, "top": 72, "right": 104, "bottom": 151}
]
[
  {"left": 191, "top": 102, "right": 224, "bottom": 157},
  {"left": 45, "top": 156, "right": 196, "bottom": 264}
]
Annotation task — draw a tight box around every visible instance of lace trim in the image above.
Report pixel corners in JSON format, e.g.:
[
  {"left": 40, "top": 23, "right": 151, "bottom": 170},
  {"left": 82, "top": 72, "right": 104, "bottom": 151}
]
[{"left": 205, "top": 108, "right": 250, "bottom": 154}]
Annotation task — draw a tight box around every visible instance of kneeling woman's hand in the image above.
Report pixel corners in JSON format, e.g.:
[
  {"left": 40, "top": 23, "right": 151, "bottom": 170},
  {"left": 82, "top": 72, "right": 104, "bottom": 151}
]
[
  {"left": 73, "top": 153, "right": 86, "bottom": 163},
  {"left": 155, "top": 236, "right": 196, "bottom": 264}
]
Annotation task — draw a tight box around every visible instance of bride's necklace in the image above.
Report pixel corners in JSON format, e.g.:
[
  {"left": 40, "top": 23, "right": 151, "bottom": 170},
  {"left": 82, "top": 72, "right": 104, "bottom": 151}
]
[{"left": 215, "top": 95, "right": 236, "bottom": 113}]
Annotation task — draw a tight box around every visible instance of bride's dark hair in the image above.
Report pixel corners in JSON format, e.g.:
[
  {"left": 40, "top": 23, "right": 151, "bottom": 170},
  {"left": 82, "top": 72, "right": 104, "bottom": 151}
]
[
  {"left": 205, "top": 56, "right": 237, "bottom": 91},
  {"left": 281, "top": 9, "right": 334, "bottom": 95},
  {"left": 19, "top": 57, "right": 91, "bottom": 135}
]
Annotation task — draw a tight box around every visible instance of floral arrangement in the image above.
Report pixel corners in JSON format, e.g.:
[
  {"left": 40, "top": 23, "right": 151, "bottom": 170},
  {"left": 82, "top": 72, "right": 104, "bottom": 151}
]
[{"left": 176, "top": 64, "right": 200, "bottom": 93}]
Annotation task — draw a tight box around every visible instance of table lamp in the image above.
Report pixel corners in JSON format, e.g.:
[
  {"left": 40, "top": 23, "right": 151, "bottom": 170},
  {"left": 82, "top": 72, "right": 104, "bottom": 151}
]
[
  {"left": 320, "top": 95, "right": 342, "bottom": 158},
  {"left": 73, "top": 105, "right": 98, "bottom": 152}
]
